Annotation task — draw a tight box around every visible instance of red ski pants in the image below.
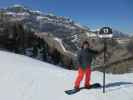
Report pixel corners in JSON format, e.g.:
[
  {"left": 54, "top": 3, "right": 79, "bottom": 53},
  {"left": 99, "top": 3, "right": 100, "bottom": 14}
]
[{"left": 74, "top": 65, "right": 91, "bottom": 88}]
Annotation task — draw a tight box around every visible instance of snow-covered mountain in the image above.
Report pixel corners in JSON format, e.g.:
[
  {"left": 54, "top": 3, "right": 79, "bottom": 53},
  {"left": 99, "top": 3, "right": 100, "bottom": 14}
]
[
  {"left": 0, "top": 50, "right": 133, "bottom": 100},
  {"left": 0, "top": 4, "right": 92, "bottom": 51}
]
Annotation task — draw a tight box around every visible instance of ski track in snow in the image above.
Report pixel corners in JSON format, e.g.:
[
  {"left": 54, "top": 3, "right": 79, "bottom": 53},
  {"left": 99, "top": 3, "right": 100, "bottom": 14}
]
[{"left": 0, "top": 50, "right": 133, "bottom": 100}]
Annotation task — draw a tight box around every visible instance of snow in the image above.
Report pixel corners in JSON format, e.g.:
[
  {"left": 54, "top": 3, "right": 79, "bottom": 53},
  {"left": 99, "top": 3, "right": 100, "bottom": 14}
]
[
  {"left": 47, "top": 13, "right": 55, "bottom": 17},
  {"left": 53, "top": 37, "right": 67, "bottom": 52},
  {"left": 30, "top": 10, "right": 43, "bottom": 15},
  {"left": 71, "top": 34, "right": 79, "bottom": 42},
  {"left": 16, "top": 12, "right": 29, "bottom": 16},
  {"left": 5, "top": 12, "right": 29, "bottom": 16},
  {"left": 5, "top": 12, "right": 16, "bottom": 15},
  {"left": 75, "top": 23, "right": 85, "bottom": 29},
  {"left": 34, "top": 10, "right": 42, "bottom": 14},
  {"left": 0, "top": 50, "right": 133, "bottom": 100},
  {"left": 36, "top": 16, "right": 45, "bottom": 20},
  {"left": 8, "top": 4, "right": 28, "bottom": 11},
  {"left": 86, "top": 32, "right": 97, "bottom": 38},
  {"left": 36, "top": 16, "right": 53, "bottom": 21}
]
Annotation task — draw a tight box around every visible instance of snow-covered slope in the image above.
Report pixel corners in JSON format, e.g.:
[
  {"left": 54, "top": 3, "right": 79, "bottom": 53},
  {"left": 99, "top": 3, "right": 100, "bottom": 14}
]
[{"left": 0, "top": 50, "right": 133, "bottom": 100}]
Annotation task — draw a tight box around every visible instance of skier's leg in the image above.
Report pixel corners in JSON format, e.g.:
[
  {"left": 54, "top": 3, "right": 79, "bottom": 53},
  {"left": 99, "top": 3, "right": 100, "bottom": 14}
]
[
  {"left": 84, "top": 65, "right": 91, "bottom": 87},
  {"left": 74, "top": 67, "right": 84, "bottom": 89}
]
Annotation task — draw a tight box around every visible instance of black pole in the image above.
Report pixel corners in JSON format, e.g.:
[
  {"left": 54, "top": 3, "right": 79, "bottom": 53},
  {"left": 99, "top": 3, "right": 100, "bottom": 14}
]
[
  {"left": 103, "top": 38, "right": 107, "bottom": 93},
  {"left": 99, "top": 27, "right": 112, "bottom": 93}
]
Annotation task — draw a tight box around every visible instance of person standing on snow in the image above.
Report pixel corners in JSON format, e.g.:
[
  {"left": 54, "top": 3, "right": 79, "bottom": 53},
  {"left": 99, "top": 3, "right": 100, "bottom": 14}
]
[{"left": 74, "top": 40, "right": 103, "bottom": 90}]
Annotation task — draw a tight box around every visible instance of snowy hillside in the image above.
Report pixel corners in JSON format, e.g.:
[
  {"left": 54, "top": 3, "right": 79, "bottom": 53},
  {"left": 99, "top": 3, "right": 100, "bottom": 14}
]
[{"left": 0, "top": 50, "right": 133, "bottom": 100}]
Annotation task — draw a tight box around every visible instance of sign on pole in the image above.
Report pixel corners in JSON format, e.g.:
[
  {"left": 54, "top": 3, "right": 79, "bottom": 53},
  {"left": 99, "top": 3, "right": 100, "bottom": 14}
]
[
  {"left": 98, "top": 27, "right": 113, "bottom": 38},
  {"left": 99, "top": 27, "right": 113, "bottom": 93}
]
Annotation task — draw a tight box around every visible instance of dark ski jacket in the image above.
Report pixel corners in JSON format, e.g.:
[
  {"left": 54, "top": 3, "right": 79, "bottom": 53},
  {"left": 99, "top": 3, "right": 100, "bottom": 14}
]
[{"left": 77, "top": 48, "right": 102, "bottom": 69}]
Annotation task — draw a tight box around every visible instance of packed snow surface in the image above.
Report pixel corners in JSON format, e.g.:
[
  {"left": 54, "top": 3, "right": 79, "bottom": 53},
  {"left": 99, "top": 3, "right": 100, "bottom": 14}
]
[{"left": 0, "top": 50, "right": 133, "bottom": 100}]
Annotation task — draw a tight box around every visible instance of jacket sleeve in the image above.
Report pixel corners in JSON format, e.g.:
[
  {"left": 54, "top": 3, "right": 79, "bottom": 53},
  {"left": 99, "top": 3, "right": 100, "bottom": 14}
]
[
  {"left": 77, "top": 50, "right": 82, "bottom": 65},
  {"left": 89, "top": 48, "right": 99, "bottom": 55},
  {"left": 89, "top": 48, "right": 104, "bottom": 55}
]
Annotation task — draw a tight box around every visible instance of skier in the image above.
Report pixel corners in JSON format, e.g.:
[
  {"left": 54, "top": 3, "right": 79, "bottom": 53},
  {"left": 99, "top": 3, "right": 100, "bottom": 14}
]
[{"left": 74, "top": 40, "right": 103, "bottom": 90}]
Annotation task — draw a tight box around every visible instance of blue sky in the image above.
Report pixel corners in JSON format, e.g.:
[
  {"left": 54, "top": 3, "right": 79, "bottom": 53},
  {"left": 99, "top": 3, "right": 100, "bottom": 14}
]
[{"left": 0, "top": 0, "right": 133, "bottom": 34}]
